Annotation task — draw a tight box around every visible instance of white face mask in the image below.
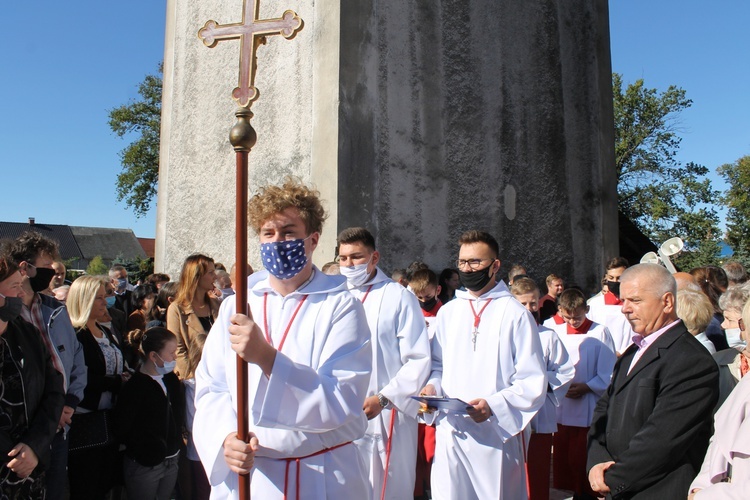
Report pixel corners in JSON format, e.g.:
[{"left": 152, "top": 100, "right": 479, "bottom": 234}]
[
  {"left": 725, "top": 328, "right": 746, "bottom": 348},
  {"left": 340, "top": 258, "right": 373, "bottom": 288},
  {"left": 155, "top": 353, "right": 177, "bottom": 375}
]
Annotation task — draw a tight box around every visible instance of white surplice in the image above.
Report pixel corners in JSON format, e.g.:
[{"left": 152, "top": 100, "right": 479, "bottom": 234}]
[
  {"left": 691, "top": 372, "right": 750, "bottom": 499},
  {"left": 587, "top": 296, "right": 634, "bottom": 355},
  {"left": 530, "top": 326, "right": 575, "bottom": 434},
  {"left": 546, "top": 321, "right": 616, "bottom": 427},
  {"left": 427, "top": 281, "right": 547, "bottom": 500},
  {"left": 348, "top": 268, "right": 431, "bottom": 500},
  {"left": 194, "top": 269, "right": 373, "bottom": 500}
]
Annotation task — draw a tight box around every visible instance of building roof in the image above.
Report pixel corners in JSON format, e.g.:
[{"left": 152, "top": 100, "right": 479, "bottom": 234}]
[
  {"left": 0, "top": 219, "right": 147, "bottom": 268},
  {"left": 138, "top": 238, "right": 155, "bottom": 259},
  {"left": 70, "top": 226, "right": 147, "bottom": 263},
  {"left": 0, "top": 220, "right": 84, "bottom": 261}
]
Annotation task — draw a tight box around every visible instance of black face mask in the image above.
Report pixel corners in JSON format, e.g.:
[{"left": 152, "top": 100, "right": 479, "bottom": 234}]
[
  {"left": 29, "top": 266, "right": 56, "bottom": 293},
  {"left": 458, "top": 264, "right": 495, "bottom": 292},
  {"left": 0, "top": 295, "right": 23, "bottom": 323},
  {"left": 420, "top": 296, "right": 438, "bottom": 311},
  {"left": 606, "top": 280, "right": 621, "bottom": 298}
]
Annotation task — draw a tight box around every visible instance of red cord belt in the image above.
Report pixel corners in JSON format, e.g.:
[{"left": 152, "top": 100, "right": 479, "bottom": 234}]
[{"left": 281, "top": 441, "right": 352, "bottom": 500}]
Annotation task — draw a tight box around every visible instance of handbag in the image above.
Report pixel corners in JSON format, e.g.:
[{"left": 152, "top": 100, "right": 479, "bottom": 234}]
[{"left": 68, "top": 410, "right": 115, "bottom": 452}]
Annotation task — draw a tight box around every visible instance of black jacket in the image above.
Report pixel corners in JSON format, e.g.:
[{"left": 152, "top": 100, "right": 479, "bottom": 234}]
[
  {"left": 113, "top": 371, "right": 185, "bottom": 466},
  {"left": 76, "top": 325, "right": 124, "bottom": 411},
  {"left": 0, "top": 318, "right": 64, "bottom": 470},
  {"left": 587, "top": 321, "right": 719, "bottom": 499}
]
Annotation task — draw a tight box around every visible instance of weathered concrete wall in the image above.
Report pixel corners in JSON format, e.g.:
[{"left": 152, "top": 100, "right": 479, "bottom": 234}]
[
  {"left": 338, "top": 0, "right": 617, "bottom": 291},
  {"left": 158, "top": 0, "right": 617, "bottom": 291}
]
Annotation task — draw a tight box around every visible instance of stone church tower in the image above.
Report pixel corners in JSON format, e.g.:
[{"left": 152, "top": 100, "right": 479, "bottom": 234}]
[{"left": 156, "top": 0, "right": 618, "bottom": 291}]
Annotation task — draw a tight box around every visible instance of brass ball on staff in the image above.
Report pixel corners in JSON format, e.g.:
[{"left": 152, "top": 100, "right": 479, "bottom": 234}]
[{"left": 230, "top": 107, "right": 258, "bottom": 152}]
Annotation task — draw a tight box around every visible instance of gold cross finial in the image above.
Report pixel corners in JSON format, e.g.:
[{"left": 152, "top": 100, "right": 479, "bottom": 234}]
[{"left": 198, "top": 0, "right": 303, "bottom": 108}]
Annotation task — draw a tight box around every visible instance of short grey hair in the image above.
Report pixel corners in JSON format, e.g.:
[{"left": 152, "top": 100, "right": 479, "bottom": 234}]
[
  {"left": 718, "top": 282, "right": 750, "bottom": 314},
  {"left": 621, "top": 263, "right": 677, "bottom": 297},
  {"left": 108, "top": 265, "right": 127, "bottom": 279}
]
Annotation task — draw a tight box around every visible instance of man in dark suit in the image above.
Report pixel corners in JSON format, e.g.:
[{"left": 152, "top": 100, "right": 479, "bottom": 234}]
[{"left": 587, "top": 263, "right": 719, "bottom": 499}]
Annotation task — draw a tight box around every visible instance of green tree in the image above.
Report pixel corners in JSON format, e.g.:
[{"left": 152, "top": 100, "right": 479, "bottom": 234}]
[
  {"left": 108, "top": 63, "right": 162, "bottom": 218},
  {"left": 613, "top": 73, "right": 722, "bottom": 267},
  {"left": 86, "top": 255, "right": 109, "bottom": 275},
  {"left": 112, "top": 253, "right": 154, "bottom": 284},
  {"left": 718, "top": 155, "right": 750, "bottom": 264}
]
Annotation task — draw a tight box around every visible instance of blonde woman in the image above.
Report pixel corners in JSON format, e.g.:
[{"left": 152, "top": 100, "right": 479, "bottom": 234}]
[
  {"left": 676, "top": 290, "right": 718, "bottom": 354},
  {"left": 167, "top": 254, "right": 220, "bottom": 379},
  {"left": 67, "top": 275, "right": 130, "bottom": 500}
]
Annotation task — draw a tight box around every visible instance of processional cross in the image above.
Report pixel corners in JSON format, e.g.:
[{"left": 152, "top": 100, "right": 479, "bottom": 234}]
[
  {"left": 198, "top": 2, "right": 303, "bottom": 498},
  {"left": 199, "top": 0, "right": 303, "bottom": 108}
]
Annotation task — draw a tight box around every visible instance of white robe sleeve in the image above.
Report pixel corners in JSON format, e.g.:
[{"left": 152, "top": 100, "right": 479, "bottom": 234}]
[
  {"left": 377, "top": 289, "right": 431, "bottom": 417},
  {"left": 484, "top": 307, "right": 547, "bottom": 442},
  {"left": 251, "top": 296, "right": 371, "bottom": 431},
  {"left": 585, "top": 327, "right": 617, "bottom": 396},
  {"left": 544, "top": 329, "right": 575, "bottom": 407},
  {"left": 193, "top": 299, "right": 243, "bottom": 487},
  {"left": 426, "top": 331, "right": 444, "bottom": 397}
]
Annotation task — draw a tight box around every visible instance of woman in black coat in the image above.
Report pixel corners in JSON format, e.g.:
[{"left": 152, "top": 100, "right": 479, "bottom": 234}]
[
  {"left": 66, "top": 275, "right": 131, "bottom": 500},
  {"left": 0, "top": 255, "right": 64, "bottom": 499}
]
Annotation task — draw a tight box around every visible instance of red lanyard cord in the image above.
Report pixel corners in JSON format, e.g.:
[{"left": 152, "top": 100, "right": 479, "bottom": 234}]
[
  {"left": 360, "top": 284, "right": 374, "bottom": 303},
  {"left": 263, "top": 293, "right": 308, "bottom": 352},
  {"left": 380, "top": 408, "right": 397, "bottom": 500},
  {"left": 469, "top": 298, "right": 493, "bottom": 329},
  {"left": 469, "top": 299, "right": 493, "bottom": 350}
]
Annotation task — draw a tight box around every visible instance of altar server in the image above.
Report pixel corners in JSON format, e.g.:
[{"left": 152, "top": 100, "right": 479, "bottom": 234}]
[
  {"left": 422, "top": 230, "right": 546, "bottom": 499},
  {"left": 511, "top": 278, "right": 575, "bottom": 500},
  {"left": 547, "top": 288, "right": 616, "bottom": 498},
  {"left": 338, "top": 227, "right": 431, "bottom": 499},
  {"left": 194, "top": 179, "right": 372, "bottom": 499}
]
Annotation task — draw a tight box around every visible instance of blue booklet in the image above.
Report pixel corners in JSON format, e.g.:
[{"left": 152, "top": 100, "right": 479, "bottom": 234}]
[{"left": 411, "top": 396, "right": 473, "bottom": 414}]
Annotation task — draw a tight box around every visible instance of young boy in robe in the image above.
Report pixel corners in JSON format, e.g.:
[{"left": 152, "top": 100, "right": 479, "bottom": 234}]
[
  {"left": 410, "top": 269, "right": 443, "bottom": 337},
  {"left": 511, "top": 278, "right": 575, "bottom": 500},
  {"left": 409, "top": 268, "right": 443, "bottom": 498},
  {"left": 193, "top": 179, "right": 372, "bottom": 499},
  {"left": 547, "top": 289, "right": 616, "bottom": 498}
]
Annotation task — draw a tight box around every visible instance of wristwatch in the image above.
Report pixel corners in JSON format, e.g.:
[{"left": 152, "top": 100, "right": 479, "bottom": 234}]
[{"left": 376, "top": 393, "right": 390, "bottom": 408}]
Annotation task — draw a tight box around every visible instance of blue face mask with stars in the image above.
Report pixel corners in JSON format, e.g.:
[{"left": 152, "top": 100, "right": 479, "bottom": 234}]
[{"left": 260, "top": 237, "right": 309, "bottom": 280}]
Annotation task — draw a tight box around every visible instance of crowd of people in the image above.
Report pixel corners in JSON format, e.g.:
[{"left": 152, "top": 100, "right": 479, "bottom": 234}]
[{"left": 0, "top": 178, "right": 749, "bottom": 499}]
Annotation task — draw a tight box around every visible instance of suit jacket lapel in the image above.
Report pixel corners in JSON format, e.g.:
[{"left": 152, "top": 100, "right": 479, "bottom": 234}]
[
  {"left": 614, "top": 345, "right": 638, "bottom": 393},
  {"left": 614, "top": 321, "right": 685, "bottom": 394}
]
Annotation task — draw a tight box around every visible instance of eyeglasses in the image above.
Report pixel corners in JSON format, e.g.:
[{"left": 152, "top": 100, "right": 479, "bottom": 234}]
[{"left": 456, "top": 258, "right": 493, "bottom": 270}]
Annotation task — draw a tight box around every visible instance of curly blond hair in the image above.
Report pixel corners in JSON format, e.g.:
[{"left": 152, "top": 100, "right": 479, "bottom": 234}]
[{"left": 247, "top": 177, "right": 327, "bottom": 235}]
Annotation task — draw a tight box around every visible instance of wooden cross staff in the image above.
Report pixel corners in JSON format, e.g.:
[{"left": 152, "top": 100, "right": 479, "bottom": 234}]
[{"left": 198, "top": 2, "right": 303, "bottom": 498}]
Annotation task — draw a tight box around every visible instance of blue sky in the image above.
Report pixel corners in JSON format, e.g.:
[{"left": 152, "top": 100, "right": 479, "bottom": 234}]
[{"left": 1, "top": 1, "right": 748, "bottom": 239}]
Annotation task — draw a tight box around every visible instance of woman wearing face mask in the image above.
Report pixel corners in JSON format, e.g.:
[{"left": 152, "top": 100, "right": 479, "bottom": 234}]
[
  {"left": 67, "top": 275, "right": 131, "bottom": 500},
  {"left": 0, "top": 254, "right": 64, "bottom": 499},
  {"left": 114, "top": 327, "right": 184, "bottom": 500},
  {"left": 167, "top": 254, "right": 220, "bottom": 379},
  {"left": 713, "top": 283, "right": 750, "bottom": 411}
]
